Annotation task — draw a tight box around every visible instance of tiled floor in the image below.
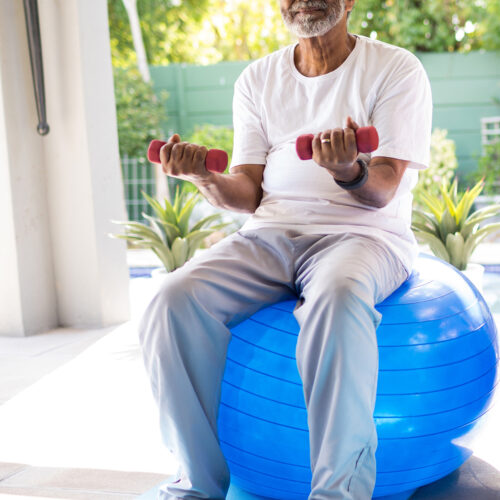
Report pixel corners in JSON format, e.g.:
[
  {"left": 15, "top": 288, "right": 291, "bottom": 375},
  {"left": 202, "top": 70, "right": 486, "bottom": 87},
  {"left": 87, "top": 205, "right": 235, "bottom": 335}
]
[
  {"left": 0, "top": 463, "right": 165, "bottom": 499},
  {"left": 1, "top": 247, "right": 499, "bottom": 500}
]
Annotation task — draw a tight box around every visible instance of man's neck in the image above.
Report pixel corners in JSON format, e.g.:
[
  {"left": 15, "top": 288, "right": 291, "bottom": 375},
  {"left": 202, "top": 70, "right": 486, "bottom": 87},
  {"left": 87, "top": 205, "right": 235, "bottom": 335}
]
[{"left": 294, "top": 29, "right": 357, "bottom": 77}]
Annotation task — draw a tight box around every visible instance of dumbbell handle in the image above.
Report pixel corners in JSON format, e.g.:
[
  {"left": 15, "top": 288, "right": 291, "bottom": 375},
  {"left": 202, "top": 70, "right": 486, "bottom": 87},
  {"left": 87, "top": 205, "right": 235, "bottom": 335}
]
[
  {"left": 147, "top": 140, "right": 228, "bottom": 173},
  {"left": 296, "top": 126, "right": 379, "bottom": 161}
]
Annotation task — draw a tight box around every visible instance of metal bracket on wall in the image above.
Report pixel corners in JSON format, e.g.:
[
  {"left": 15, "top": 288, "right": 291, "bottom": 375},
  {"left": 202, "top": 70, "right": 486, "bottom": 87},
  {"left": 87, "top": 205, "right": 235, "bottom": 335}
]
[{"left": 23, "top": 0, "right": 49, "bottom": 136}]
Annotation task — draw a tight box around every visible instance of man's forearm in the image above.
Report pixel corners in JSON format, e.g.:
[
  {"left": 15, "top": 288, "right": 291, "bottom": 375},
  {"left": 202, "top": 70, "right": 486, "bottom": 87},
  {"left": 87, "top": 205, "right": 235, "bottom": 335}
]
[
  {"left": 195, "top": 171, "right": 263, "bottom": 214},
  {"left": 348, "top": 162, "right": 400, "bottom": 208},
  {"left": 157, "top": 136, "right": 264, "bottom": 213},
  {"left": 330, "top": 157, "right": 408, "bottom": 209}
]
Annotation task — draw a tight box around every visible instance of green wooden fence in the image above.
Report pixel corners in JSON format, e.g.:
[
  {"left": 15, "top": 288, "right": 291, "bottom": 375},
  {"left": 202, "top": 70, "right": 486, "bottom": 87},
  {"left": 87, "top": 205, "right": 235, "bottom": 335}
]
[
  {"left": 150, "top": 51, "right": 500, "bottom": 177},
  {"left": 121, "top": 155, "right": 155, "bottom": 223},
  {"left": 150, "top": 61, "right": 247, "bottom": 137},
  {"left": 421, "top": 51, "right": 500, "bottom": 175}
]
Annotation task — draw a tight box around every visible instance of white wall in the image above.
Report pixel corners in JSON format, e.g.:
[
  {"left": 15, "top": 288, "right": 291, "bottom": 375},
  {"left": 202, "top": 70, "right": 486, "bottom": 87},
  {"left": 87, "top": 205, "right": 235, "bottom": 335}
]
[
  {"left": 0, "top": 0, "right": 130, "bottom": 336},
  {"left": 0, "top": 0, "right": 58, "bottom": 336}
]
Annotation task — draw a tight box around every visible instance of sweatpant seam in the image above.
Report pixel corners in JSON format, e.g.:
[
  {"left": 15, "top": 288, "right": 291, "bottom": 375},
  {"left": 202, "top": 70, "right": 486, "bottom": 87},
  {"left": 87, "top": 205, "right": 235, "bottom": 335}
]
[{"left": 346, "top": 445, "right": 369, "bottom": 492}]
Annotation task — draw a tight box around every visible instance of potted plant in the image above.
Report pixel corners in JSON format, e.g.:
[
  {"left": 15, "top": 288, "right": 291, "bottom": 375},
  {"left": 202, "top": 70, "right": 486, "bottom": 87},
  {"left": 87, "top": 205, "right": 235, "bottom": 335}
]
[
  {"left": 412, "top": 177, "right": 500, "bottom": 291},
  {"left": 110, "top": 188, "right": 229, "bottom": 276}
]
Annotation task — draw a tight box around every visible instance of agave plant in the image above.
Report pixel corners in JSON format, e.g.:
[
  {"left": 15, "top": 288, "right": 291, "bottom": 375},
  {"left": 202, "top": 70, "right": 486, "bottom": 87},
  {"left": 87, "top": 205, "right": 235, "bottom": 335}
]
[
  {"left": 412, "top": 178, "right": 500, "bottom": 271},
  {"left": 111, "top": 189, "right": 228, "bottom": 272}
]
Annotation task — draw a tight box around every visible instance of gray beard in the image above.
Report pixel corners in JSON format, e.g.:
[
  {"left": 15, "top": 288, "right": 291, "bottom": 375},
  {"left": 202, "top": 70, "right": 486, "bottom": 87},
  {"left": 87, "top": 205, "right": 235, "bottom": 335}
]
[{"left": 281, "top": 1, "right": 345, "bottom": 38}]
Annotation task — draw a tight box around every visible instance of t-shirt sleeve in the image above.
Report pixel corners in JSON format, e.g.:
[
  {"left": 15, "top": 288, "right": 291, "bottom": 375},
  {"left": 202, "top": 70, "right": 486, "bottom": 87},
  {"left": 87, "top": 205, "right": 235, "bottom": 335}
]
[
  {"left": 370, "top": 55, "right": 433, "bottom": 170},
  {"left": 229, "top": 70, "right": 269, "bottom": 171}
]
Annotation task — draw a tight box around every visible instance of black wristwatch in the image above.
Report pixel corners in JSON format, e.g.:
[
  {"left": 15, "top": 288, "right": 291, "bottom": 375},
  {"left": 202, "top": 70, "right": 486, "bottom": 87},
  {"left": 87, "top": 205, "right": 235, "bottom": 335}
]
[{"left": 334, "top": 158, "right": 369, "bottom": 191}]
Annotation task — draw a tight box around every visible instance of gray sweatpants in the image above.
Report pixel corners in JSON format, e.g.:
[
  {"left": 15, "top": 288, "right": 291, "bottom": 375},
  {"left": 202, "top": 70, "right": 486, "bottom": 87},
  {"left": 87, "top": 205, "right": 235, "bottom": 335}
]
[{"left": 138, "top": 228, "right": 408, "bottom": 500}]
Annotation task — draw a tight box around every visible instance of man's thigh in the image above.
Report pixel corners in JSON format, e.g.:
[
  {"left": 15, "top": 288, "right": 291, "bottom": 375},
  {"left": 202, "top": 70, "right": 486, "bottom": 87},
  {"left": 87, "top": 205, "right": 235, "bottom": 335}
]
[
  {"left": 155, "top": 228, "right": 298, "bottom": 328},
  {"left": 295, "top": 233, "right": 408, "bottom": 306}
]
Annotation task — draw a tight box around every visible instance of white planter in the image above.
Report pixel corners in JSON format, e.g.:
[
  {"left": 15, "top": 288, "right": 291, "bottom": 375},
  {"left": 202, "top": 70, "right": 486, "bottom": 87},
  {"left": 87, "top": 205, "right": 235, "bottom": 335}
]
[
  {"left": 150, "top": 267, "right": 169, "bottom": 290},
  {"left": 461, "top": 263, "right": 485, "bottom": 293},
  {"left": 150, "top": 267, "right": 167, "bottom": 278}
]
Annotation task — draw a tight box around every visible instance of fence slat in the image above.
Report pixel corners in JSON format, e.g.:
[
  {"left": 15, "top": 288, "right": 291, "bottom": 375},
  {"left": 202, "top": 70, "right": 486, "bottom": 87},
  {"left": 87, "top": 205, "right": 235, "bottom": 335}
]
[{"left": 121, "top": 156, "right": 156, "bottom": 222}]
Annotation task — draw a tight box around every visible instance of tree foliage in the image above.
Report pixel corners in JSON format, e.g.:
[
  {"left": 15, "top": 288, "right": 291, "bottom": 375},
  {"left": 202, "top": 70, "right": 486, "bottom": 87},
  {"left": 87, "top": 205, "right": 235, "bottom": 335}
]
[
  {"left": 348, "top": 0, "right": 495, "bottom": 53},
  {"left": 194, "top": 0, "right": 293, "bottom": 63},
  {"left": 109, "top": 0, "right": 292, "bottom": 65},
  {"left": 108, "top": 0, "right": 210, "bottom": 67},
  {"left": 480, "top": 0, "right": 500, "bottom": 51},
  {"left": 113, "top": 66, "right": 167, "bottom": 157},
  {"left": 109, "top": 0, "right": 500, "bottom": 68}
]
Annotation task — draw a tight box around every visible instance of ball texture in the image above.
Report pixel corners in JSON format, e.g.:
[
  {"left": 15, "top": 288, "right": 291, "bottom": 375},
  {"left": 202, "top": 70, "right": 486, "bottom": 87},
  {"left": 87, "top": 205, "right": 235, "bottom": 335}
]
[{"left": 217, "top": 254, "right": 499, "bottom": 499}]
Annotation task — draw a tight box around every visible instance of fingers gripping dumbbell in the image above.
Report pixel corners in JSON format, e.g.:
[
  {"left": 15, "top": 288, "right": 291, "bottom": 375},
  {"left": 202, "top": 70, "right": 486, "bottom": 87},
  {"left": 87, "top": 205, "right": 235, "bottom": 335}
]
[
  {"left": 295, "top": 126, "right": 379, "bottom": 160},
  {"left": 147, "top": 139, "right": 228, "bottom": 173}
]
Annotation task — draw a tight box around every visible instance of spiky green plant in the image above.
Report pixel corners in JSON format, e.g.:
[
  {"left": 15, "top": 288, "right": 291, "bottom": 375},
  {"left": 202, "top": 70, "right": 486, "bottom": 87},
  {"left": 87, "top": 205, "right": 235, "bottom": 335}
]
[
  {"left": 412, "top": 178, "right": 500, "bottom": 270},
  {"left": 111, "top": 189, "right": 228, "bottom": 272}
]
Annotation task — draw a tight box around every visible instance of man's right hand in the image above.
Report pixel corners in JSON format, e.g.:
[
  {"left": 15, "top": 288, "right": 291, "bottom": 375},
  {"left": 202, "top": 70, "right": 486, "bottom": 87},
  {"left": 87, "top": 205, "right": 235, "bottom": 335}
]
[
  {"left": 156, "top": 134, "right": 264, "bottom": 214},
  {"left": 159, "top": 134, "right": 212, "bottom": 183}
]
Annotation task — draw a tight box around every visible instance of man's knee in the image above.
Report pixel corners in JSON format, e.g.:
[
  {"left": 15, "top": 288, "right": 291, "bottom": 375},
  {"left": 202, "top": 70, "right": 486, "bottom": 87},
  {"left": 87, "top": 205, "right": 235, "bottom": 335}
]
[
  {"left": 310, "top": 273, "right": 372, "bottom": 309},
  {"left": 156, "top": 269, "right": 198, "bottom": 306},
  {"left": 138, "top": 270, "right": 198, "bottom": 347}
]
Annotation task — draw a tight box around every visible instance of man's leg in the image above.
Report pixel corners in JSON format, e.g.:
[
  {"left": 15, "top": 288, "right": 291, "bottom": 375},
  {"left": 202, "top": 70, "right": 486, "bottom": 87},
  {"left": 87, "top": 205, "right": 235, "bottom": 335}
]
[
  {"left": 138, "top": 229, "right": 296, "bottom": 499},
  {"left": 293, "top": 234, "right": 408, "bottom": 500}
]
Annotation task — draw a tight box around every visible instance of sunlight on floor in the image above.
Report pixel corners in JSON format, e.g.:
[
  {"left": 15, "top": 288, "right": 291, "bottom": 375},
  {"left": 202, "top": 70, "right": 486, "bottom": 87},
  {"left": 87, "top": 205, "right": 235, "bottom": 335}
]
[{"left": 0, "top": 277, "right": 176, "bottom": 477}]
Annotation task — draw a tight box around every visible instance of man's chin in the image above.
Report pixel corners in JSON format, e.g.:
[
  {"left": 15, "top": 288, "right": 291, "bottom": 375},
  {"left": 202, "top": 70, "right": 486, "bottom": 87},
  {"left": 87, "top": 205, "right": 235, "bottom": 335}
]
[{"left": 288, "top": 21, "right": 333, "bottom": 38}]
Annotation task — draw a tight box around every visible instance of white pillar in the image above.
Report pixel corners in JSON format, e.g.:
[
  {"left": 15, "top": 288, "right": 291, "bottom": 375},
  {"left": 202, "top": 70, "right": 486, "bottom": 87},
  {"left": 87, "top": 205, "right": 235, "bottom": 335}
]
[{"left": 0, "top": 0, "right": 130, "bottom": 336}]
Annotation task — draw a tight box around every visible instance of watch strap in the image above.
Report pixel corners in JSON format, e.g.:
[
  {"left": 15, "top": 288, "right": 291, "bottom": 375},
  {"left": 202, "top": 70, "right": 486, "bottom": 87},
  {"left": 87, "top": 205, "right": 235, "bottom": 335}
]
[{"left": 334, "top": 158, "right": 368, "bottom": 191}]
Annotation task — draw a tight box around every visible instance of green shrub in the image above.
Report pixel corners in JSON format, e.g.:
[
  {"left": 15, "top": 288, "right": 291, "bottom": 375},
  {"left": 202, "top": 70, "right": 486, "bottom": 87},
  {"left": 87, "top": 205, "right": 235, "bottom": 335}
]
[
  {"left": 469, "top": 141, "right": 500, "bottom": 195},
  {"left": 413, "top": 129, "right": 458, "bottom": 207},
  {"left": 113, "top": 66, "right": 168, "bottom": 158}
]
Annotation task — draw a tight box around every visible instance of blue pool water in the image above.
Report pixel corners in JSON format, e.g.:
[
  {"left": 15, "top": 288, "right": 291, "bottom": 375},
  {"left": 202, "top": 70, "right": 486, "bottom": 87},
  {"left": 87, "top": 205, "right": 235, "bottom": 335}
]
[{"left": 130, "top": 265, "right": 500, "bottom": 314}]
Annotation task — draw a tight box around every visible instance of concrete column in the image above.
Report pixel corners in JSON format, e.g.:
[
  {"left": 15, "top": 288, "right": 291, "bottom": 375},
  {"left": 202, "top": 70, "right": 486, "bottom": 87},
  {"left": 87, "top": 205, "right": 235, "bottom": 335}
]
[
  {"left": 0, "top": 0, "right": 59, "bottom": 336},
  {"left": 0, "top": 0, "right": 130, "bottom": 336}
]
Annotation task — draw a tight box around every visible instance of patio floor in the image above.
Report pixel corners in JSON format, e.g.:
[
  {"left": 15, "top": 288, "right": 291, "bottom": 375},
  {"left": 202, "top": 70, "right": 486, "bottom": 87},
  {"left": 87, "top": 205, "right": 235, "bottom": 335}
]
[{"left": 0, "top": 246, "right": 499, "bottom": 500}]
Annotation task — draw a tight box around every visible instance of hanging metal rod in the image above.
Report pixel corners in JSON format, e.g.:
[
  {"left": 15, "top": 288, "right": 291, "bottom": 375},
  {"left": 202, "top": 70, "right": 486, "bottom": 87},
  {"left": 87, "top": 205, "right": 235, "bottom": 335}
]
[{"left": 23, "top": 0, "right": 49, "bottom": 136}]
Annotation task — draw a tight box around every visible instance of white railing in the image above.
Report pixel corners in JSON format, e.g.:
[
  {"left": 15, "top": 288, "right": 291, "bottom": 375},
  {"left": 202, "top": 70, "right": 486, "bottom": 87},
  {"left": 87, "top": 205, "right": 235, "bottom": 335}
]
[
  {"left": 481, "top": 116, "right": 500, "bottom": 147},
  {"left": 121, "top": 155, "right": 179, "bottom": 222}
]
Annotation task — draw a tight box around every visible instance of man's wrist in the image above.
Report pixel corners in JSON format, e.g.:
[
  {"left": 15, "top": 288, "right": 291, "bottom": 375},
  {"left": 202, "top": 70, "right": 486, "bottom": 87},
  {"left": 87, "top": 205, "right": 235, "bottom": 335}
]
[
  {"left": 192, "top": 171, "right": 217, "bottom": 188},
  {"left": 333, "top": 160, "right": 362, "bottom": 183},
  {"left": 334, "top": 159, "right": 369, "bottom": 191}
]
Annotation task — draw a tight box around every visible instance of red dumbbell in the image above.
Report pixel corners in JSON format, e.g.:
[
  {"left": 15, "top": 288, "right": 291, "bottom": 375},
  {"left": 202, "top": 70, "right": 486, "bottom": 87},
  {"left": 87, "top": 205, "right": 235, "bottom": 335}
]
[
  {"left": 147, "top": 139, "right": 228, "bottom": 173},
  {"left": 296, "top": 126, "right": 379, "bottom": 160}
]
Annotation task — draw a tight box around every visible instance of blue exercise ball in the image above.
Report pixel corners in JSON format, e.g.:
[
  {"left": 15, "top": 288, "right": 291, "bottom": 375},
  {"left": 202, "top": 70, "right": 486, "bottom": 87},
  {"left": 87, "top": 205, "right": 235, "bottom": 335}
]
[{"left": 217, "top": 254, "right": 499, "bottom": 499}]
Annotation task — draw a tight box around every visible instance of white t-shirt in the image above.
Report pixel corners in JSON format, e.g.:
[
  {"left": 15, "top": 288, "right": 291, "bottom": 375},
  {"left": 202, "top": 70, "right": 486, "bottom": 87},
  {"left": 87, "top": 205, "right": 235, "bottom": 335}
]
[{"left": 229, "top": 35, "right": 433, "bottom": 274}]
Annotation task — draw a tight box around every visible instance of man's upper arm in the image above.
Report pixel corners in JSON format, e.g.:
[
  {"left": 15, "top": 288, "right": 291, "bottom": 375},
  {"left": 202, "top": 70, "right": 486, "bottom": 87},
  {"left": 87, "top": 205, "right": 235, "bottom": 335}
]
[
  {"left": 231, "top": 71, "right": 269, "bottom": 172},
  {"left": 369, "top": 55, "right": 433, "bottom": 171}
]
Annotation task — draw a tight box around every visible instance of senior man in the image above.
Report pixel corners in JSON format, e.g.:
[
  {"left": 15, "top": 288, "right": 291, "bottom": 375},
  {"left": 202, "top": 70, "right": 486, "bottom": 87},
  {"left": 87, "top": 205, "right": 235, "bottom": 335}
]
[{"left": 138, "top": 0, "right": 432, "bottom": 498}]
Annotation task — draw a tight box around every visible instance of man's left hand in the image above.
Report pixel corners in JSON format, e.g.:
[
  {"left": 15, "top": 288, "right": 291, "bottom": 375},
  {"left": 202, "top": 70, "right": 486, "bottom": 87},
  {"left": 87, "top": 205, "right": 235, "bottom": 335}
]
[{"left": 312, "top": 116, "right": 362, "bottom": 182}]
